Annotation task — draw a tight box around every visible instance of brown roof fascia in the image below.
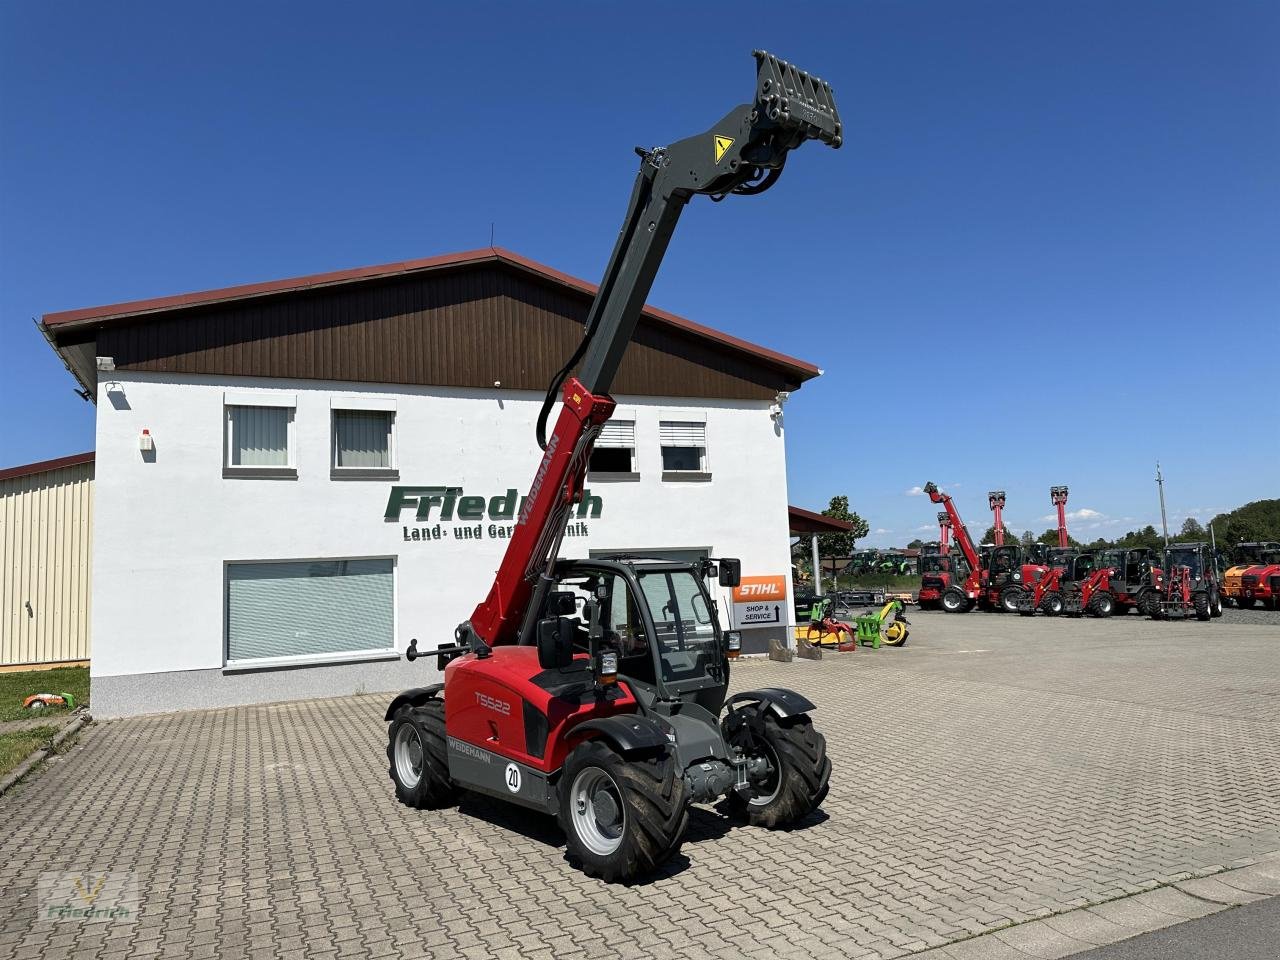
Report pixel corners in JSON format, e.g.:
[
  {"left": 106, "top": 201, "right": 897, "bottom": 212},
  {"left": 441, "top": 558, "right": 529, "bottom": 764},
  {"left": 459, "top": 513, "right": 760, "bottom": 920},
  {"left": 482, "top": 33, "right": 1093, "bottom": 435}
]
[{"left": 40, "top": 248, "right": 820, "bottom": 382}]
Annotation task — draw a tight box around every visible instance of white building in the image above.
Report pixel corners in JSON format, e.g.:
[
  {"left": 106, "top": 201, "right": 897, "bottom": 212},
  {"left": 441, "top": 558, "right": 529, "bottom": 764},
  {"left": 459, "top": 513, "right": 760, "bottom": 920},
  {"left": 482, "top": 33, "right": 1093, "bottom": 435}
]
[{"left": 40, "top": 248, "right": 819, "bottom": 717}]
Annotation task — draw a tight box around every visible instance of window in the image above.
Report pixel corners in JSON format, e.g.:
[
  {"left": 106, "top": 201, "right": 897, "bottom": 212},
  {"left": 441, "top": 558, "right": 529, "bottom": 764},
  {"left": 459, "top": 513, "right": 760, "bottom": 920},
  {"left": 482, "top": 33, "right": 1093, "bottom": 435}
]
[
  {"left": 332, "top": 409, "right": 396, "bottom": 478},
  {"left": 637, "top": 568, "right": 719, "bottom": 685},
  {"left": 589, "top": 420, "right": 636, "bottom": 476},
  {"left": 226, "top": 558, "right": 395, "bottom": 666},
  {"left": 225, "top": 402, "right": 295, "bottom": 478},
  {"left": 659, "top": 421, "right": 708, "bottom": 477}
]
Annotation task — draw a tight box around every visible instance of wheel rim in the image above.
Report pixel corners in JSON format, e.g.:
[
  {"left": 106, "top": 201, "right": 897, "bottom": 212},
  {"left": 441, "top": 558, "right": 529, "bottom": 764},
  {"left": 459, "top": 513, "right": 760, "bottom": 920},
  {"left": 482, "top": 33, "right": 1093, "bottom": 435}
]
[
  {"left": 570, "top": 767, "right": 626, "bottom": 856},
  {"left": 393, "top": 724, "right": 424, "bottom": 789},
  {"left": 748, "top": 740, "right": 783, "bottom": 807}
]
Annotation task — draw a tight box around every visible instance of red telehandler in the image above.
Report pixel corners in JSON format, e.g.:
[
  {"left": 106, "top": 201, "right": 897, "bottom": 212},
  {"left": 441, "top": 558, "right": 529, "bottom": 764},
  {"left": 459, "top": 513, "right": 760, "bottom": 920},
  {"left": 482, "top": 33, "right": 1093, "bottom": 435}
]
[
  {"left": 924, "top": 482, "right": 1051, "bottom": 612},
  {"left": 385, "top": 52, "right": 841, "bottom": 883}
]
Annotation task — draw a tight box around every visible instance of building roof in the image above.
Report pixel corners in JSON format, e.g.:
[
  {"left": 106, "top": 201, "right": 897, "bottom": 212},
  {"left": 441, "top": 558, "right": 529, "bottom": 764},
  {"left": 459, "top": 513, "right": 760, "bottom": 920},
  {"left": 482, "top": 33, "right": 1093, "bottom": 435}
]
[
  {"left": 0, "top": 451, "right": 95, "bottom": 483},
  {"left": 41, "top": 247, "right": 820, "bottom": 384},
  {"left": 788, "top": 505, "right": 855, "bottom": 535}
]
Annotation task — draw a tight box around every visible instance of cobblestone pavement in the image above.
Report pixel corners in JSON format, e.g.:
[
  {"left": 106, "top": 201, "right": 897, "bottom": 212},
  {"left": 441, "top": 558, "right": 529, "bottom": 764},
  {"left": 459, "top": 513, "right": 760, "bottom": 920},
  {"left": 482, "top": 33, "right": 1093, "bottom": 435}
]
[{"left": 2, "top": 612, "right": 1279, "bottom": 960}]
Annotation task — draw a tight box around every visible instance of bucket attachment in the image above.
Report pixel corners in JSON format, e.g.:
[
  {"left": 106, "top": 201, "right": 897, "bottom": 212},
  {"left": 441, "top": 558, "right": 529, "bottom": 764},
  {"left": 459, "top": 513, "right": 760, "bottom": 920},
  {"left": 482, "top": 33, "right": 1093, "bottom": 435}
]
[{"left": 753, "top": 50, "right": 842, "bottom": 149}]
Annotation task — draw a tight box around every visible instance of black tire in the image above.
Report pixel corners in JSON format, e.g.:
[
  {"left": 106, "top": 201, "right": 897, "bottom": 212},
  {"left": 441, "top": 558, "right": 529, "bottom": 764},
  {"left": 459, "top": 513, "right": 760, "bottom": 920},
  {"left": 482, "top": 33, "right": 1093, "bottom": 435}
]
[
  {"left": 1041, "top": 593, "right": 1063, "bottom": 617},
  {"left": 1211, "top": 592, "right": 1224, "bottom": 618},
  {"left": 1000, "top": 585, "right": 1028, "bottom": 614},
  {"left": 1087, "top": 591, "right": 1114, "bottom": 618},
  {"left": 1194, "top": 592, "right": 1211, "bottom": 621},
  {"left": 558, "top": 740, "right": 688, "bottom": 883},
  {"left": 387, "top": 699, "right": 455, "bottom": 809},
  {"left": 726, "top": 708, "right": 831, "bottom": 829},
  {"left": 941, "top": 589, "right": 967, "bottom": 613},
  {"left": 1137, "top": 590, "right": 1157, "bottom": 618}
]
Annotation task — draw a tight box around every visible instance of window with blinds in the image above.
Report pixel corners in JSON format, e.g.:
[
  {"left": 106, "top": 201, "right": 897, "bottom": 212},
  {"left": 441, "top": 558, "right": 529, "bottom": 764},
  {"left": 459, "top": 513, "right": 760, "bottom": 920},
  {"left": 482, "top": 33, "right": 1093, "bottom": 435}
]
[
  {"left": 589, "top": 419, "right": 637, "bottom": 475},
  {"left": 226, "top": 405, "right": 293, "bottom": 473},
  {"left": 226, "top": 558, "right": 395, "bottom": 664},
  {"left": 333, "top": 410, "right": 394, "bottom": 471},
  {"left": 659, "top": 421, "right": 707, "bottom": 473}
]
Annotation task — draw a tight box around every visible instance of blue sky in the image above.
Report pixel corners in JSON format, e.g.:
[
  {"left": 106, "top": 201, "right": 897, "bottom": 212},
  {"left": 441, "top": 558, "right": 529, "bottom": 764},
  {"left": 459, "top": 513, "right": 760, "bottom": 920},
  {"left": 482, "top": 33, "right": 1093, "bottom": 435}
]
[{"left": 2, "top": 1, "right": 1276, "bottom": 546}]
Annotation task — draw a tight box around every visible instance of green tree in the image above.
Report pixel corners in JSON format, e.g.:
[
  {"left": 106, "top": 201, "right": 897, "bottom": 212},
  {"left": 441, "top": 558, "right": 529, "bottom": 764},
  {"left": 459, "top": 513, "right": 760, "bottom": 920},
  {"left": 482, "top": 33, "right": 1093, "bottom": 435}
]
[
  {"left": 817, "top": 495, "right": 869, "bottom": 557},
  {"left": 1180, "top": 518, "right": 1205, "bottom": 539},
  {"left": 981, "top": 524, "right": 1017, "bottom": 545},
  {"left": 1020, "top": 530, "right": 1035, "bottom": 547},
  {"left": 1208, "top": 499, "right": 1280, "bottom": 550},
  {"left": 906, "top": 538, "right": 924, "bottom": 549},
  {"left": 1037, "top": 528, "right": 1083, "bottom": 549}
]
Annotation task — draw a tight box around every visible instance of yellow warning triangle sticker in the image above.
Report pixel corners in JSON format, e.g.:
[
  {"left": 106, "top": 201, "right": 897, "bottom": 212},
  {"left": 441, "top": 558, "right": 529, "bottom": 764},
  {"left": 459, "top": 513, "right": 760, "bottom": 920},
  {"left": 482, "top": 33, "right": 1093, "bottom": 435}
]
[{"left": 714, "top": 135, "right": 734, "bottom": 163}]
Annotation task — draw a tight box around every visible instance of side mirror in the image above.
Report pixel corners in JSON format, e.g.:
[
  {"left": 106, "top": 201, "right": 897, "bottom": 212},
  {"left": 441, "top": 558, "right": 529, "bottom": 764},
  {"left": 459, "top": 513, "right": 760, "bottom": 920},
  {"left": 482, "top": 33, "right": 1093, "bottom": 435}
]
[
  {"left": 537, "top": 616, "right": 575, "bottom": 670},
  {"left": 718, "top": 558, "right": 742, "bottom": 588},
  {"left": 547, "top": 590, "right": 577, "bottom": 616}
]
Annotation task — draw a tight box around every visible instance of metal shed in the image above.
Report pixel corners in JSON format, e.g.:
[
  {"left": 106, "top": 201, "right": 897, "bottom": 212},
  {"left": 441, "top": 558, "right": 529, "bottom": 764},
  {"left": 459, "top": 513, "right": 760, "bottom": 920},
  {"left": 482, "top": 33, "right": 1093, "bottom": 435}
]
[{"left": 0, "top": 452, "right": 94, "bottom": 669}]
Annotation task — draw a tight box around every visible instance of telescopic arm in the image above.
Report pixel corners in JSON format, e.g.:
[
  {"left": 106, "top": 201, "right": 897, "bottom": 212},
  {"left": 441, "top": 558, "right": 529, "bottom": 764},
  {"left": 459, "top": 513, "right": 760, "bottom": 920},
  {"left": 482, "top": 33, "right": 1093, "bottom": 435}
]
[
  {"left": 925, "top": 482, "right": 981, "bottom": 576},
  {"left": 461, "top": 51, "right": 841, "bottom": 650}
]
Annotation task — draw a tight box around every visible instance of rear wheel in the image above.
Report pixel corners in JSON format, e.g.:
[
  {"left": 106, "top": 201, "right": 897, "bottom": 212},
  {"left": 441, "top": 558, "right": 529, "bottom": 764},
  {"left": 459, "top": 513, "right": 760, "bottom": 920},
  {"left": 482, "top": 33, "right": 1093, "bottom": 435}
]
[
  {"left": 941, "top": 589, "right": 967, "bottom": 613},
  {"left": 1000, "top": 585, "right": 1028, "bottom": 613},
  {"left": 726, "top": 708, "right": 830, "bottom": 829},
  {"left": 387, "top": 699, "right": 455, "bottom": 809},
  {"left": 1211, "top": 592, "right": 1224, "bottom": 618},
  {"left": 1088, "top": 591, "right": 1114, "bottom": 618},
  {"left": 558, "top": 740, "right": 687, "bottom": 883}
]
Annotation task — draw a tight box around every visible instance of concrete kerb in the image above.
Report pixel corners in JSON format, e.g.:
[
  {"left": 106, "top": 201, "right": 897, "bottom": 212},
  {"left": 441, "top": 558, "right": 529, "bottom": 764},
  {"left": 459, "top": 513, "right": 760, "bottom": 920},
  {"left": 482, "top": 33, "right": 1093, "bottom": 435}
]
[
  {"left": 906, "top": 850, "right": 1280, "bottom": 959},
  {"left": 0, "top": 710, "right": 92, "bottom": 796}
]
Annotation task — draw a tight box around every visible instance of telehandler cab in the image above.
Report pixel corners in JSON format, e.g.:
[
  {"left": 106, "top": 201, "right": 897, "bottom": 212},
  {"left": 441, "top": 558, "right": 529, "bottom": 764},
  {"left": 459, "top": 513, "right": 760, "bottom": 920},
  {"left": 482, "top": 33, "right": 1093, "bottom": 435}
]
[{"left": 386, "top": 51, "right": 840, "bottom": 882}]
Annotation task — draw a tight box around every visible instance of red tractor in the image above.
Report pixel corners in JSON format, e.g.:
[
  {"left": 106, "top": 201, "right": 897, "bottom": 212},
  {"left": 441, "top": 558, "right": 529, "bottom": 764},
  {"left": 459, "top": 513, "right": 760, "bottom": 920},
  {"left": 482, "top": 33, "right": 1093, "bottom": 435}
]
[
  {"left": 1091, "top": 547, "right": 1163, "bottom": 616},
  {"left": 924, "top": 482, "right": 1050, "bottom": 612},
  {"left": 385, "top": 52, "right": 840, "bottom": 883},
  {"left": 1149, "top": 542, "right": 1224, "bottom": 621},
  {"left": 917, "top": 528, "right": 969, "bottom": 610},
  {"left": 1223, "top": 542, "right": 1280, "bottom": 610}
]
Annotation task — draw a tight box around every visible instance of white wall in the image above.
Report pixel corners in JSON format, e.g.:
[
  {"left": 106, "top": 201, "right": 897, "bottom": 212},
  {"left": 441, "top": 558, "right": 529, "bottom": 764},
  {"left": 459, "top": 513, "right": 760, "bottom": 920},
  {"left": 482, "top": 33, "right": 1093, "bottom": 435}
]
[{"left": 92, "top": 372, "right": 795, "bottom": 681}]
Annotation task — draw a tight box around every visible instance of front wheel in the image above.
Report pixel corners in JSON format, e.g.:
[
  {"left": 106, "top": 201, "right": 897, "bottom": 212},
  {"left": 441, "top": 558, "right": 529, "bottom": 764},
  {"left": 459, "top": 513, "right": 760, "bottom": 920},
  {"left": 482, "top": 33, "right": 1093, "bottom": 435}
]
[
  {"left": 725, "top": 708, "right": 830, "bottom": 829},
  {"left": 1088, "top": 591, "right": 1115, "bottom": 618},
  {"left": 558, "top": 741, "right": 688, "bottom": 883},
  {"left": 941, "top": 589, "right": 967, "bottom": 613},
  {"left": 1041, "top": 592, "right": 1063, "bottom": 616},
  {"left": 1194, "top": 592, "right": 1211, "bottom": 621},
  {"left": 387, "top": 698, "right": 455, "bottom": 809},
  {"left": 1000, "top": 585, "right": 1028, "bottom": 613}
]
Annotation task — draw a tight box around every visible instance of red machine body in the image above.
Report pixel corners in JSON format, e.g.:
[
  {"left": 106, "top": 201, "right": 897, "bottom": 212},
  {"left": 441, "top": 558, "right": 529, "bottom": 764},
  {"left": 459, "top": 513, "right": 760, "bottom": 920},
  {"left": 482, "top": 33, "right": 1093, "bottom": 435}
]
[
  {"left": 444, "top": 647, "right": 639, "bottom": 774},
  {"left": 1238, "top": 560, "right": 1280, "bottom": 608},
  {"left": 917, "top": 512, "right": 961, "bottom": 608}
]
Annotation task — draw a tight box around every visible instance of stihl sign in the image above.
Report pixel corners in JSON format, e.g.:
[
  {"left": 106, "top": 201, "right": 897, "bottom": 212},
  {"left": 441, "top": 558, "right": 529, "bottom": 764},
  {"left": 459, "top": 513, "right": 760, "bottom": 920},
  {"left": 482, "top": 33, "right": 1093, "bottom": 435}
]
[
  {"left": 732, "top": 576, "right": 787, "bottom": 602},
  {"left": 731, "top": 575, "right": 789, "bottom": 631}
]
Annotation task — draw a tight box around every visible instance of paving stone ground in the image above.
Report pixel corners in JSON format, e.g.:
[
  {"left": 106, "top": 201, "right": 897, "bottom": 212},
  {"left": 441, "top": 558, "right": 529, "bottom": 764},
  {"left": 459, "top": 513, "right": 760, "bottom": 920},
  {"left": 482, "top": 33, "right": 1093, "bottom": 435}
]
[{"left": 2, "top": 610, "right": 1278, "bottom": 960}]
